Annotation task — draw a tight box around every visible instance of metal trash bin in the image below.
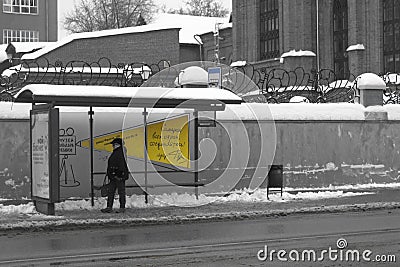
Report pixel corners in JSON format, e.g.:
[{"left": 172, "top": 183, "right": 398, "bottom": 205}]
[{"left": 267, "top": 165, "right": 283, "bottom": 199}]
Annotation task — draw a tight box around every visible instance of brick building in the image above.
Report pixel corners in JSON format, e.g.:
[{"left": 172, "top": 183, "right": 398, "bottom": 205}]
[
  {"left": 0, "top": 0, "right": 57, "bottom": 44},
  {"left": 232, "top": 0, "right": 399, "bottom": 78},
  {"left": 23, "top": 13, "right": 228, "bottom": 67},
  {"left": 200, "top": 23, "right": 233, "bottom": 65}
]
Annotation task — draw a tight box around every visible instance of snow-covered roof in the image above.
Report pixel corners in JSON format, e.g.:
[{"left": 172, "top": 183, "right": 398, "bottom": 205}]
[
  {"left": 152, "top": 13, "right": 229, "bottom": 43},
  {"left": 199, "top": 22, "right": 232, "bottom": 35},
  {"left": 8, "top": 42, "right": 52, "bottom": 53},
  {"left": 23, "top": 13, "right": 229, "bottom": 60},
  {"left": 14, "top": 84, "right": 242, "bottom": 109}
]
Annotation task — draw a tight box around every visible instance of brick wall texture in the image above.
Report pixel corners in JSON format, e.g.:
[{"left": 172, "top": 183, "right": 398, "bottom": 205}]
[
  {"left": 37, "top": 29, "right": 183, "bottom": 66},
  {"left": 233, "top": 0, "right": 385, "bottom": 77}
]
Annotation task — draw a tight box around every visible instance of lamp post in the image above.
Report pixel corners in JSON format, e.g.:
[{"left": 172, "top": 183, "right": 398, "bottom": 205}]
[{"left": 140, "top": 65, "right": 151, "bottom": 81}]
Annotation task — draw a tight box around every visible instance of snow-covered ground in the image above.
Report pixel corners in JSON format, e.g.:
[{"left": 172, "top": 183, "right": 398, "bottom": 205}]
[
  {"left": 1, "top": 183, "right": 400, "bottom": 230},
  {"left": 4, "top": 184, "right": 400, "bottom": 216}
]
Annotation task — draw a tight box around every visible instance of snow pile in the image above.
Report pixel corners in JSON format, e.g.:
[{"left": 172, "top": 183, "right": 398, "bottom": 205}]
[
  {"left": 285, "top": 182, "right": 400, "bottom": 192},
  {"left": 219, "top": 189, "right": 372, "bottom": 203},
  {"left": 0, "top": 189, "right": 374, "bottom": 216},
  {"left": 3, "top": 101, "right": 400, "bottom": 121},
  {"left": 0, "top": 203, "right": 36, "bottom": 215},
  {"left": 217, "top": 103, "right": 366, "bottom": 121}
]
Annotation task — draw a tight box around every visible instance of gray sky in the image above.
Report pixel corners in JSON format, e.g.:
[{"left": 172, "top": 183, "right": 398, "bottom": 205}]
[{"left": 57, "top": 0, "right": 232, "bottom": 39}]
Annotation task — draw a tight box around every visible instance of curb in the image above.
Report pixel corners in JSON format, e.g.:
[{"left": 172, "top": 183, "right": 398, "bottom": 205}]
[{"left": 1, "top": 201, "right": 400, "bottom": 232}]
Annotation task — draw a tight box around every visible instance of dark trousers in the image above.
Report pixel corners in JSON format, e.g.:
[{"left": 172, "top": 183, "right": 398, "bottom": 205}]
[{"left": 106, "top": 178, "right": 126, "bottom": 209}]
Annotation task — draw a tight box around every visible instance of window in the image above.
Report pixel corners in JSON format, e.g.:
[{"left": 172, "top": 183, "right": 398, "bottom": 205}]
[
  {"left": 260, "top": 0, "right": 279, "bottom": 60},
  {"left": 383, "top": 0, "right": 400, "bottom": 73},
  {"left": 3, "top": 0, "right": 38, "bottom": 14},
  {"left": 333, "top": 0, "right": 349, "bottom": 79},
  {"left": 3, "top": 29, "right": 39, "bottom": 43}
]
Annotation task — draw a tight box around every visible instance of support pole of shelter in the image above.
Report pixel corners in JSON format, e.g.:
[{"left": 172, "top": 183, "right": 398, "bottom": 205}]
[
  {"left": 89, "top": 106, "right": 94, "bottom": 206},
  {"left": 194, "top": 110, "right": 199, "bottom": 200},
  {"left": 143, "top": 108, "right": 149, "bottom": 204}
]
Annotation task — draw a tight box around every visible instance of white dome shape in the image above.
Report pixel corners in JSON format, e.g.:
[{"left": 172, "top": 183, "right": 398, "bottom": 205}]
[
  {"left": 357, "top": 73, "right": 386, "bottom": 90},
  {"left": 177, "top": 66, "right": 208, "bottom": 87}
]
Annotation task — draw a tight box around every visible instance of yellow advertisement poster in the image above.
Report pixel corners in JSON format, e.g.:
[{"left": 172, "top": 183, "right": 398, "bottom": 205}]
[{"left": 80, "top": 115, "right": 190, "bottom": 168}]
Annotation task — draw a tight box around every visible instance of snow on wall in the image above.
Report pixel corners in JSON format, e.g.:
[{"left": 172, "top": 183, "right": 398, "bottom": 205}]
[
  {"left": 3, "top": 102, "right": 400, "bottom": 121},
  {"left": 0, "top": 103, "right": 31, "bottom": 119}
]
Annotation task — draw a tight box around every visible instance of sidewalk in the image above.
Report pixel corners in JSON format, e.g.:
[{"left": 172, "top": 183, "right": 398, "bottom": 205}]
[{"left": 1, "top": 187, "right": 400, "bottom": 232}]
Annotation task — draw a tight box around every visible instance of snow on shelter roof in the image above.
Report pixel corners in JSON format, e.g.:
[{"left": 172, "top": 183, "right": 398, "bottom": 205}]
[
  {"left": 22, "top": 13, "right": 229, "bottom": 60},
  {"left": 14, "top": 84, "right": 243, "bottom": 110}
]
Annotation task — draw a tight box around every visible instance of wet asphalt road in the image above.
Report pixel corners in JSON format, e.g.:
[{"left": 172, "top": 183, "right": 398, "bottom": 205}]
[{"left": 0, "top": 208, "right": 399, "bottom": 266}]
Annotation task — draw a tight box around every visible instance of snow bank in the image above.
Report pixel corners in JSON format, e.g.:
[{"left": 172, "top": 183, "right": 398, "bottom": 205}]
[
  {"left": 3, "top": 99, "right": 400, "bottom": 121},
  {"left": 0, "top": 188, "right": 378, "bottom": 216},
  {"left": 217, "top": 103, "right": 366, "bottom": 121}
]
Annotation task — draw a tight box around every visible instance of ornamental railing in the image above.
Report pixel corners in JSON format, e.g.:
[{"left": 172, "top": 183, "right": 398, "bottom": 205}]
[
  {"left": 232, "top": 64, "right": 358, "bottom": 104},
  {"left": 0, "top": 57, "right": 171, "bottom": 100},
  {"left": 1, "top": 57, "right": 400, "bottom": 105}
]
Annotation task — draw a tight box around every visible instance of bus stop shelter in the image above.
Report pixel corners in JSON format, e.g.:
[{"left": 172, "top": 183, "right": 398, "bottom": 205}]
[{"left": 14, "top": 84, "right": 243, "bottom": 215}]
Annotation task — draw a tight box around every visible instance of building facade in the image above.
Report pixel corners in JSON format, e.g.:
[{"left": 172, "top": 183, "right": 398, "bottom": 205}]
[
  {"left": 0, "top": 0, "right": 58, "bottom": 44},
  {"left": 233, "top": 0, "right": 398, "bottom": 78},
  {"left": 200, "top": 24, "right": 233, "bottom": 65}
]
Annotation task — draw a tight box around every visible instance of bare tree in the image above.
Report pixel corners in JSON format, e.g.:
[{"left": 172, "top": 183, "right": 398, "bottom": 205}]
[
  {"left": 64, "top": 0, "right": 156, "bottom": 33},
  {"left": 168, "top": 0, "right": 229, "bottom": 17}
]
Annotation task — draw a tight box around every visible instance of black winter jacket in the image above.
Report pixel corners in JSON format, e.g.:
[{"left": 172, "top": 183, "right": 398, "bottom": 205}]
[{"left": 107, "top": 146, "right": 129, "bottom": 180}]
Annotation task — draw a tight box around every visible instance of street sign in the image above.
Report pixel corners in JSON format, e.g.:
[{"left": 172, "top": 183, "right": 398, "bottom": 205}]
[{"left": 208, "top": 67, "right": 222, "bottom": 88}]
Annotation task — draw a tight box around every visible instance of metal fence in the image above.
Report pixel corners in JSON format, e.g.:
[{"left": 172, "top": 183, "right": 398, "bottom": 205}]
[
  {"left": 0, "top": 57, "right": 171, "bottom": 101},
  {"left": 1, "top": 57, "right": 400, "bottom": 105}
]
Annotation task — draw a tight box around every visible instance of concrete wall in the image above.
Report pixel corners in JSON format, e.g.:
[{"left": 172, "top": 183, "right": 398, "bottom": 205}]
[
  {"left": 0, "top": 119, "right": 30, "bottom": 199},
  {"left": 273, "top": 121, "right": 400, "bottom": 187},
  {"left": 2, "top": 106, "right": 400, "bottom": 199}
]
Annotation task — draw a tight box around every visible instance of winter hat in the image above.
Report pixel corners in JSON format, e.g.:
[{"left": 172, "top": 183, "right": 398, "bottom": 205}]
[{"left": 109, "top": 138, "right": 123, "bottom": 146}]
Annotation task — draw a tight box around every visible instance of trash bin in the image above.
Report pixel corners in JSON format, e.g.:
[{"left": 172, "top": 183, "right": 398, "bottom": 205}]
[{"left": 267, "top": 165, "right": 283, "bottom": 199}]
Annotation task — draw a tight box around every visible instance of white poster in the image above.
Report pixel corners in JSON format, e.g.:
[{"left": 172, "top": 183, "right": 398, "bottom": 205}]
[{"left": 31, "top": 112, "right": 50, "bottom": 199}]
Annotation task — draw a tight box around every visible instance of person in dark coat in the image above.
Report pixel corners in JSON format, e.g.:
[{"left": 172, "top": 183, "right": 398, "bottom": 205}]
[{"left": 101, "top": 137, "right": 129, "bottom": 213}]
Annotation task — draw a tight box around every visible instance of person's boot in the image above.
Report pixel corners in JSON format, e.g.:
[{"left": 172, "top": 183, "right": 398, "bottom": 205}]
[
  {"left": 116, "top": 208, "right": 125, "bottom": 213},
  {"left": 101, "top": 207, "right": 112, "bottom": 213}
]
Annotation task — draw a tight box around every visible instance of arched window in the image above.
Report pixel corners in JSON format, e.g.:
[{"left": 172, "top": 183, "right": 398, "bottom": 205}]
[
  {"left": 260, "top": 0, "right": 279, "bottom": 60},
  {"left": 383, "top": 0, "right": 400, "bottom": 73},
  {"left": 333, "top": 0, "right": 349, "bottom": 79}
]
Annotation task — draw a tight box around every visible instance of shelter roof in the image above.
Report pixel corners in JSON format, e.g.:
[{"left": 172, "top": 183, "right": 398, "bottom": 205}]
[{"left": 14, "top": 84, "right": 242, "bottom": 110}]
